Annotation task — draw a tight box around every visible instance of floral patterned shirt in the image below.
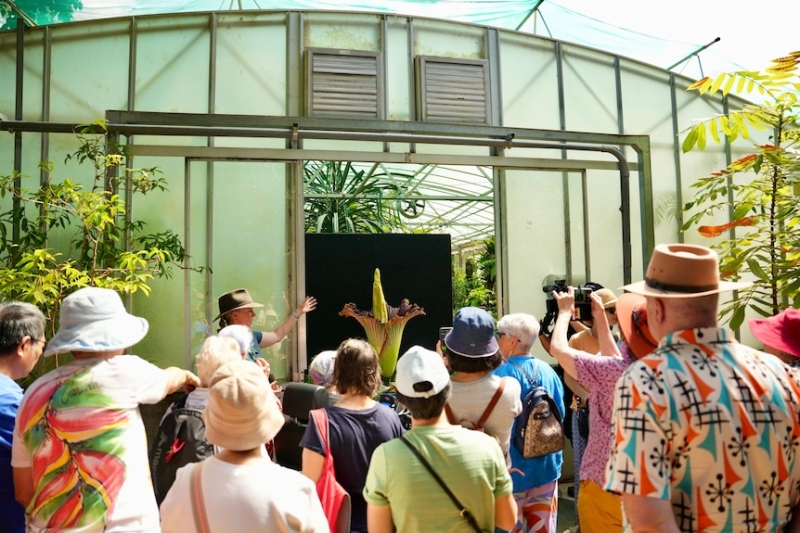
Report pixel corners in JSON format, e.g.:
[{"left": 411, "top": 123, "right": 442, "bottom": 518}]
[
  {"left": 605, "top": 327, "right": 800, "bottom": 533},
  {"left": 573, "top": 346, "right": 635, "bottom": 486}
]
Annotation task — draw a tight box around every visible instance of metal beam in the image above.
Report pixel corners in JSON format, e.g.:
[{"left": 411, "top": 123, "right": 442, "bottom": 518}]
[{"left": 126, "top": 144, "right": 637, "bottom": 172}]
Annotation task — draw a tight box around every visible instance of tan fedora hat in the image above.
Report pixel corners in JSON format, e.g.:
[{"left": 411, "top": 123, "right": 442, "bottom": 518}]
[
  {"left": 214, "top": 288, "right": 264, "bottom": 321},
  {"left": 622, "top": 243, "right": 751, "bottom": 298}
]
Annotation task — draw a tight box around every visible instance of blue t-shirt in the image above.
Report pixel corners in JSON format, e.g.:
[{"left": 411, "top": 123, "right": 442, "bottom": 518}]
[
  {"left": 247, "top": 330, "right": 263, "bottom": 362},
  {"left": 300, "top": 404, "right": 404, "bottom": 533},
  {"left": 0, "top": 373, "right": 25, "bottom": 533},
  {"left": 494, "top": 356, "right": 565, "bottom": 492}
]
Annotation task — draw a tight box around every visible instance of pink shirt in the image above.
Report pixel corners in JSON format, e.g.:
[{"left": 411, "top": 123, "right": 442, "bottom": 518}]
[{"left": 572, "top": 346, "right": 634, "bottom": 486}]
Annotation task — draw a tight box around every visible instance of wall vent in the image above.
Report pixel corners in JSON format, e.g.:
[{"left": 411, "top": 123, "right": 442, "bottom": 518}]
[
  {"left": 306, "top": 49, "right": 383, "bottom": 118},
  {"left": 416, "top": 56, "right": 491, "bottom": 124}
]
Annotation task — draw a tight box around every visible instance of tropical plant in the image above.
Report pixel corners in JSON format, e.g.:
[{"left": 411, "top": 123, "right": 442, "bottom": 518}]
[
  {"left": 680, "top": 52, "right": 800, "bottom": 328},
  {"left": 451, "top": 238, "right": 497, "bottom": 316},
  {"left": 340, "top": 268, "right": 425, "bottom": 379},
  {"left": 303, "top": 161, "right": 409, "bottom": 234},
  {"left": 0, "top": 120, "right": 193, "bottom": 364}
]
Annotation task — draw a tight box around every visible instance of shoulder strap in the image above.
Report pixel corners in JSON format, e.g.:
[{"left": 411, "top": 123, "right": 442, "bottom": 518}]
[
  {"left": 175, "top": 394, "right": 189, "bottom": 410},
  {"left": 190, "top": 461, "right": 211, "bottom": 533},
  {"left": 309, "top": 408, "right": 330, "bottom": 452},
  {"left": 476, "top": 379, "right": 506, "bottom": 428},
  {"left": 510, "top": 359, "right": 538, "bottom": 388},
  {"left": 443, "top": 404, "right": 456, "bottom": 424},
  {"left": 400, "top": 436, "right": 482, "bottom": 533}
]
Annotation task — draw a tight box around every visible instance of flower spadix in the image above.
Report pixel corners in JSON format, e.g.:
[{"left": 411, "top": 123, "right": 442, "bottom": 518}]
[{"left": 340, "top": 268, "right": 425, "bottom": 378}]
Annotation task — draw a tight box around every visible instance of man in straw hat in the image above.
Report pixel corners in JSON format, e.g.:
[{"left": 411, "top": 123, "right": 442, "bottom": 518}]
[
  {"left": 160, "top": 360, "right": 327, "bottom": 532},
  {"left": 604, "top": 244, "right": 800, "bottom": 532},
  {"left": 11, "top": 287, "right": 201, "bottom": 533}
]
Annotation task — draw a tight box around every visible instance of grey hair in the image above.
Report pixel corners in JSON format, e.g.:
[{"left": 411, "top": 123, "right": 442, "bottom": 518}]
[
  {"left": 496, "top": 313, "right": 540, "bottom": 354},
  {"left": 194, "top": 335, "right": 242, "bottom": 386},
  {"left": 218, "top": 324, "right": 253, "bottom": 356},
  {"left": 0, "top": 302, "right": 46, "bottom": 357}
]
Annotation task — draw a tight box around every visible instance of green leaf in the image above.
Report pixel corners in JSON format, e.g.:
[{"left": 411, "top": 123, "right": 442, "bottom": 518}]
[
  {"left": 709, "top": 118, "right": 720, "bottom": 144},
  {"left": 697, "top": 124, "right": 707, "bottom": 151},
  {"left": 753, "top": 154, "right": 763, "bottom": 174},
  {"left": 729, "top": 305, "right": 746, "bottom": 330},
  {"left": 746, "top": 259, "right": 769, "bottom": 282},
  {"left": 683, "top": 125, "right": 700, "bottom": 152}
]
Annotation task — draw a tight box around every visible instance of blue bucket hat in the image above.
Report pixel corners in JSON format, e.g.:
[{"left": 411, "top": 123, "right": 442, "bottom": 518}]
[{"left": 444, "top": 307, "right": 499, "bottom": 358}]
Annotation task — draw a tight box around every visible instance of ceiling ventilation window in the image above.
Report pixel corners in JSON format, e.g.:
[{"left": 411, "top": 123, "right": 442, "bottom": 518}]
[
  {"left": 416, "top": 57, "right": 492, "bottom": 125},
  {"left": 305, "top": 48, "right": 383, "bottom": 118}
]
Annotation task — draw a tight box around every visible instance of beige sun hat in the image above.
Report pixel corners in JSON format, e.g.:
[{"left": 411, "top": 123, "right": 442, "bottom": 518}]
[
  {"left": 203, "top": 360, "right": 284, "bottom": 450},
  {"left": 622, "top": 243, "right": 751, "bottom": 298}
]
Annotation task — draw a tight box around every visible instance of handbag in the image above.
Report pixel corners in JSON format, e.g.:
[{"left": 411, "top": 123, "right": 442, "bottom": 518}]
[
  {"left": 400, "top": 436, "right": 483, "bottom": 533},
  {"left": 189, "top": 461, "right": 211, "bottom": 533},
  {"left": 309, "top": 408, "right": 352, "bottom": 533}
]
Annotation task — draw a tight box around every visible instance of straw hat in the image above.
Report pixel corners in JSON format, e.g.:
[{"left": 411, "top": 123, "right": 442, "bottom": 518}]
[
  {"left": 622, "top": 244, "right": 751, "bottom": 298},
  {"left": 44, "top": 287, "right": 148, "bottom": 357},
  {"left": 203, "top": 360, "right": 284, "bottom": 450}
]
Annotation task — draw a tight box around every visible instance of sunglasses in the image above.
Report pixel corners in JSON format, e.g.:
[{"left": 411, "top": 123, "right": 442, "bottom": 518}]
[{"left": 606, "top": 307, "right": 616, "bottom": 315}]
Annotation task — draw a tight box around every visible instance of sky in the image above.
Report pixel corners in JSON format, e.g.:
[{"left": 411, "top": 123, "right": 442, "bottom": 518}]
[{"left": 553, "top": 0, "right": 800, "bottom": 72}]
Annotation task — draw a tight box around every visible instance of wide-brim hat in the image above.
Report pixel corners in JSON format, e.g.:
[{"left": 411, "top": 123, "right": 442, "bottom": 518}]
[
  {"left": 749, "top": 309, "right": 800, "bottom": 359},
  {"left": 622, "top": 244, "right": 751, "bottom": 298},
  {"left": 203, "top": 360, "right": 285, "bottom": 450},
  {"left": 214, "top": 288, "right": 263, "bottom": 321},
  {"left": 444, "top": 306, "right": 499, "bottom": 358},
  {"left": 44, "top": 287, "right": 149, "bottom": 357},
  {"left": 594, "top": 288, "right": 618, "bottom": 309},
  {"left": 616, "top": 293, "right": 659, "bottom": 359}
]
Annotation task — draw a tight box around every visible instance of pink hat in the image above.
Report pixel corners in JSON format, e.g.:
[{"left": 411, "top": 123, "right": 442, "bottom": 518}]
[{"left": 749, "top": 309, "right": 800, "bottom": 358}]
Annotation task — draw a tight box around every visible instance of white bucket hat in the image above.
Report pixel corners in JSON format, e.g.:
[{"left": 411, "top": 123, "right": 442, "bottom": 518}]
[{"left": 44, "top": 287, "right": 149, "bottom": 356}]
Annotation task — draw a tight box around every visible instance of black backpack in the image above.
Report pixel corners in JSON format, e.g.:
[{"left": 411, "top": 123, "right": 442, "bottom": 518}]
[
  {"left": 510, "top": 360, "right": 565, "bottom": 459},
  {"left": 149, "top": 395, "right": 214, "bottom": 504}
]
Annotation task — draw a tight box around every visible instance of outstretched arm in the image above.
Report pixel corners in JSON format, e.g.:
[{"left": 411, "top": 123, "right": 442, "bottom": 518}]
[
  {"left": 259, "top": 296, "right": 317, "bottom": 347},
  {"left": 163, "top": 367, "right": 201, "bottom": 395},
  {"left": 591, "top": 292, "right": 620, "bottom": 358},
  {"left": 548, "top": 288, "right": 580, "bottom": 381}
]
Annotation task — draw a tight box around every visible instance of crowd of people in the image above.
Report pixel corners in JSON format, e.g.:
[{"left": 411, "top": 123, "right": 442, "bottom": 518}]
[{"left": 1, "top": 242, "right": 800, "bottom": 533}]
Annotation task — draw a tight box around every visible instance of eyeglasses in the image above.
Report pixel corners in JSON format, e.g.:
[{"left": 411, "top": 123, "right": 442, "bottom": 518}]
[
  {"left": 496, "top": 331, "right": 518, "bottom": 341},
  {"left": 606, "top": 308, "right": 616, "bottom": 315}
]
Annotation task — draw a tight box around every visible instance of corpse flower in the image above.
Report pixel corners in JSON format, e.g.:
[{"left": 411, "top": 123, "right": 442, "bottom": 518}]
[{"left": 340, "top": 268, "right": 425, "bottom": 378}]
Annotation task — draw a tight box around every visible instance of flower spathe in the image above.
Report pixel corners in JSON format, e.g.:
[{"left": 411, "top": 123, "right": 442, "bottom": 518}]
[{"left": 340, "top": 269, "right": 425, "bottom": 378}]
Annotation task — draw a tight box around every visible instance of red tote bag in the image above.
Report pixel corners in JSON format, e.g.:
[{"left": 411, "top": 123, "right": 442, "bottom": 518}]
[{"left": 309, "top": 409, "right": 352, "bottom": 533}]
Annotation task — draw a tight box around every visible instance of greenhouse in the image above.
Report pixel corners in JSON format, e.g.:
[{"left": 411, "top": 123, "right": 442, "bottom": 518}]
[
  {"left": 0, "top": 0, "right": 758, "bottom": 378},
  {"left": 5, "top": 1, "right": 800, "bottom": 530}
]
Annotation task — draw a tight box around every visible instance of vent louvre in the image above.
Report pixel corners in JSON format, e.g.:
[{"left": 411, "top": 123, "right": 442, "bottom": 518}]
[
  {"left": 306, "top": 50, "right": 382, "bottom": 118},
  {"left": 417, "top": 57, "right": 491, "bottom": 124}
]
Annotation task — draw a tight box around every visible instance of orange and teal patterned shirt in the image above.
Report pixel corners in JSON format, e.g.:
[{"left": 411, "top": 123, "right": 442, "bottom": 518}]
[
  {"left": 11, "top": 356, "right": 167, "bottom": 533},
  {"left": 605, "top": 327, "right": 800, "bottom": 533}
]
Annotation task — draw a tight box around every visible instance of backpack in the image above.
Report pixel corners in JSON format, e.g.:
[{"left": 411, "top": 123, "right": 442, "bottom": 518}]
[
  {"left": 511, "top": 360, "right": 565, "bottom": 459},
  {"left": 149, "top": 395, "right": 215, "bottom": 504},
  {"left": 444, "top": 379, "right": 506, "bottom": 440}
]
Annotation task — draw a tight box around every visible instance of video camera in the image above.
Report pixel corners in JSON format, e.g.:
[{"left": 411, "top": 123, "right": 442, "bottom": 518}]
[{"left": 542, "top": 279, "right": 594, "bottom": 322}]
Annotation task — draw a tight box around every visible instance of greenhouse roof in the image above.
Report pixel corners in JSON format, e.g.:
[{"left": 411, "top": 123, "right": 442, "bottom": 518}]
[
  {"left": 0, "top": 1, "right": 741, "bottom": 248},
  {"left": 1, "top": 0, "right": 738, "bottom": 79}
]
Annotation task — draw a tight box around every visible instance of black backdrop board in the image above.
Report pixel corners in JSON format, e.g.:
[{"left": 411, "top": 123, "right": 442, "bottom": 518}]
[{"left": 304, "top": 234, "right": 452, "bottom": 374}]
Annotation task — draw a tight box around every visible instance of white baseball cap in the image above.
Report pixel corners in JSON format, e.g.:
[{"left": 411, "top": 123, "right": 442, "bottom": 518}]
[{"left": 395, "top": 345, "right": 450, "bottom": 398}]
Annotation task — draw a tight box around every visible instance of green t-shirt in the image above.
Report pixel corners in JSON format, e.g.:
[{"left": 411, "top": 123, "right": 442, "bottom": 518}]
[{"left": 363, "top": 424, "right": 512, "bottom": 532}]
